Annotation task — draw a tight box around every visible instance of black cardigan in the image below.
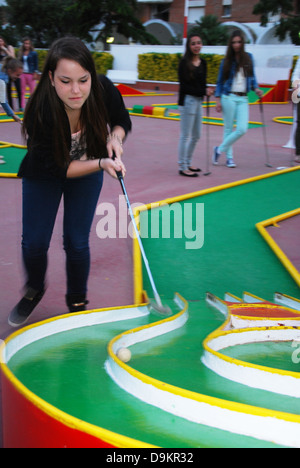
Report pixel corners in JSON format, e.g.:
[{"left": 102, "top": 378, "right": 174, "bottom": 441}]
[
  {"left": 178, "top": 57, "right": 207, "bottom": 106},
  {"left": 18, "top": 75, "right": 132, "bottom": 179}
]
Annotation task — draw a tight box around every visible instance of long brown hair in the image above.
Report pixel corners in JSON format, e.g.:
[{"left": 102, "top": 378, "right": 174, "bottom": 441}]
[
  {"left": 0, "top": 36, "right": 8, "bottom": 48},
  {"left": 183, "top": 33, "right": 203, "bottom": 79},
  {"left": 18, "top": 37, "right": 35, "bottom": 59},
  {"left": 223, "top": 30, "right": 253, "bottom": 81},
  {"left": 22, "top": 37, "right": 109, "bottom": 168}
]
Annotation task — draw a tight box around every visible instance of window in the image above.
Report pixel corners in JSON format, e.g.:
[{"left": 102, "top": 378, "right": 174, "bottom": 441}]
[
  {"left": 223, "top": 5, "right": 232, "bottom": 17},
  {"left": 151, "top": 3, "right": 170, "bottom": 22}
]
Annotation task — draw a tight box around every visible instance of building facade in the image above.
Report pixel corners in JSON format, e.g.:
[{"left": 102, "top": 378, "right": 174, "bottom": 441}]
[{"left": 137, "top": 0, "right": 296, "bottom": 45}]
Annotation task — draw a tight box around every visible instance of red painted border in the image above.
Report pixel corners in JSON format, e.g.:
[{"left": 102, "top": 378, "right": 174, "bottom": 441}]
[{"left": 1, "top": 370, "right": 116, "bottom": 448}]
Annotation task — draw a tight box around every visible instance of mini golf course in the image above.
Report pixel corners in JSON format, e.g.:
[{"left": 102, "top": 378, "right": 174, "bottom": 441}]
[
  {"left": 1, "top": 87, "right": 300, "bottom": 448},
  {"left": 1, "top": 167, "right": 300, "bottom": 448}
]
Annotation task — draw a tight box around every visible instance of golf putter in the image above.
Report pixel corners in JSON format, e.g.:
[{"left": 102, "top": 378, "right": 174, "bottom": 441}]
[
  {"left": 204, "top": 94, "right": 211, "bottom": 176},
  {"left": 259, "top": 99, "right": 272, "bottom": 168},
  {"left": 113, "top": 154, "right": 172, "bottom": 316}
]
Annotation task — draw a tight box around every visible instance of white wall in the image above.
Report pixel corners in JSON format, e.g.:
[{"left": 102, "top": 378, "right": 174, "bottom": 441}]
[{"left": 108, "top": 44, "right": 300, "bottom": 85}]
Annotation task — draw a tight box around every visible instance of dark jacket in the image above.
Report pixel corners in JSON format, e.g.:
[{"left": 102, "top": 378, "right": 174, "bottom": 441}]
[
  {"left": 18, "top": 75, "right": 132, "bottom": 179},
  {"left": 178, "top": 57, "right": 207, "bottom": 106}
]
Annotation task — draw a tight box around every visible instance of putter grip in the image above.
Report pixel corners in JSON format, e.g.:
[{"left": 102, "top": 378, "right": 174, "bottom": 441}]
[{"left": 112, "top": 151, "right": 123, "bottom": 181}]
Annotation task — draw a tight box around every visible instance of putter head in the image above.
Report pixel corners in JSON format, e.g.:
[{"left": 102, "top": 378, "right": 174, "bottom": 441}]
[{"left": 149, "top": 301, "right": 172, "bottom": 317}]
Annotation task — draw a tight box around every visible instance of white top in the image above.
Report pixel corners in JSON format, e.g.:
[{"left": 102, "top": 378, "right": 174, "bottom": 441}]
[
  {"left": 23, "top": 55, "right": 29, "bottom": 73},
  {"left": 231, "top": 69, "right": 247, "bottom": 93}
]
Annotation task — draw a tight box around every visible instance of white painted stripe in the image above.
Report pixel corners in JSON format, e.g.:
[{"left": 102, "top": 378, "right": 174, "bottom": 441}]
[
  {"left": 3, "top": 306, "right": 149, "bottom": 364},
  {"left": 203, "top": 328, "right": 300, "bottom": 398},
  {"left": 106, "top": 346, "right": 300, "bottom": 448},
  {"left": 231, "top": 316, "right": 300, "bottom": 329},
  {"left": 275, "top": 293, "right": 300, "bottom": 311}
]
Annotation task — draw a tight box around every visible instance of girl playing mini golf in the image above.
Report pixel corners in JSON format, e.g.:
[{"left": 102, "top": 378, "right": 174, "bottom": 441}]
[{"left": 9, "top": 37, "right": 131, "bottom": 327}]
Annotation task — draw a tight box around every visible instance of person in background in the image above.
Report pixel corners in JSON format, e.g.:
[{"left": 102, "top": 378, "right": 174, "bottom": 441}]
[
  {"left": 213, "top": 30, "right": 263, "bottom": 168},
  {"left": 0, "top": 57, "right": 23, "bottom": 165},
  {"left": 291, "top": 57, "right": 300, "bottom": 163},
  {"left": 8, "top": 37, "right": 131, "bottom": 328},
  {"left": 0, "top": 36, "right": 21, "bottom": 111},
  {"left": 0, "top": 36, "right": 15, "bottom": 67},
  {"left": 18, "top": 37, "right": 39, "bottom": 109},
  {"left": 178, "top": 33, "right": 212, "bottom": 177},
  {"left": 0, "top": 57, "right": 23, "bottom": 123}
]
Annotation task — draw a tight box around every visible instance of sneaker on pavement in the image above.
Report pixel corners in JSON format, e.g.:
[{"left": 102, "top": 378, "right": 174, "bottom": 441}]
[
  {"left": 226, "top": 159, "right": 237, "bottom": 168},
  {"left": 8, "top": 287, "right": 45, "bottom": 327},
  {"left": 212, "top": 146, "right": 221, "bottom": 165}
]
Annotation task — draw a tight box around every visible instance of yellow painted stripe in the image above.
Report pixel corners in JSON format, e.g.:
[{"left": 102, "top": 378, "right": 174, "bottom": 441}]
[
  {"left": 256, "top": 208, "right": 300, "bottom": 288},
  {"left": 0, "top": 140, "right": 26, "bottom": 149},
  {"left": 273, "top": 116, "right": 293, "bottom": 125},
  {"left": 0, "top": 173, "right": 18, "bottom": 178},
  {"left": 137, "top": 167, "right": 300, "bottom": 214}
]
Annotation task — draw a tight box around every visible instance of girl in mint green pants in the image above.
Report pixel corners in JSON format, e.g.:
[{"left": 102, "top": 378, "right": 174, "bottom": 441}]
[
  {"left": 213, "top": 30, "right": 262, "bottom": 168},
  {"left": 218, "top": 93, "right": 249, "bottom": 166}
]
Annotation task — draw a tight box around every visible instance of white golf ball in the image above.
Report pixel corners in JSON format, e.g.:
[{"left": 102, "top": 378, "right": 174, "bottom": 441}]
[{"left": 117, "top": 347, "right": 131, "bottom": 363}]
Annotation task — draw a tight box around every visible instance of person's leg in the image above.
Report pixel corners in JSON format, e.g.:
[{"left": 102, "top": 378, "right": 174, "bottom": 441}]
[
  {"left": 20, "top": 74, "right": 27, "bottom": 109},
  {"left": 213, "top": 94, "right": 235, "bottom": 165},
  {"left": 22, "top": 177, "right": 63, "bottom": 291},
  {"left": 178, "top": 103, "right": 191, "bottom": 172},
  {"left": 178, "top": 96, "right": 199, "bottom": 176},
  {"left": 295, "top": 102, "right": 300, "bottom": 162},
  {"left": 28, "top": 73, "right": 36, "bottom": 100},
  {"left": 9, "top": 177, "right": 63, "bottom": 327},
  {"left": 186, "top": 97, "right": 203, "bottom": 169},
  {"left": 7, "top": 79, "right": 13, "bottom": 109},
  {"left": 15, "top": 78, "right": 22, "bottom": 110},
  {"left": 63, "top": 171, "right": 104, "bottom": 311},
  {"left": 219, "top": 95, "right": 248, "bottom": 164},
  {"left": 218, "top": 94, "right": 237, "bottom": 160}
]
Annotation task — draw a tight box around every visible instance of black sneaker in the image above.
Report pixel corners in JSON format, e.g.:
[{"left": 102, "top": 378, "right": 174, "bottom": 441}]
[{"left": 8, "top": 287, "right": 45, "bottom": 328}]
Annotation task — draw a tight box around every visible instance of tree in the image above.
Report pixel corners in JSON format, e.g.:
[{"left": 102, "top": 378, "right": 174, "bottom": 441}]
[
  {"left": 188, "top": 15, "right": 229, "bottom": 46},
  {"left": 4, "top": 0, "right": 158, "bottom": 47},
  {"left": 253, "top": 0, "right": 300, "bottom": 45}
]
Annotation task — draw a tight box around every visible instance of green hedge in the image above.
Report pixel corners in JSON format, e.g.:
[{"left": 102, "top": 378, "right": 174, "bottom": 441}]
[
  {"left": 91, "top": 52, "right": 114, "bottom": 75},
  {"left": 138, "top": 53, "right": 182, "bottom": 82},
  {"left": 138, "top": 53, "right": 224, "bottom": 84},
  {"left": 34, "top": 50, "right": 114, "bottom": 75}
]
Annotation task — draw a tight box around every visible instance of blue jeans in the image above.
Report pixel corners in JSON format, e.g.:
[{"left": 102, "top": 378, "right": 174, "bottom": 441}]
[
  {"left": 178, "top": 95, "right": 203, "bottom": 170},
  {"left": 22, "top": 172, "right": 104, "bottom": 296},
  {"left": 219, "top": 94, "right": 249, "bottom": 159}
]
